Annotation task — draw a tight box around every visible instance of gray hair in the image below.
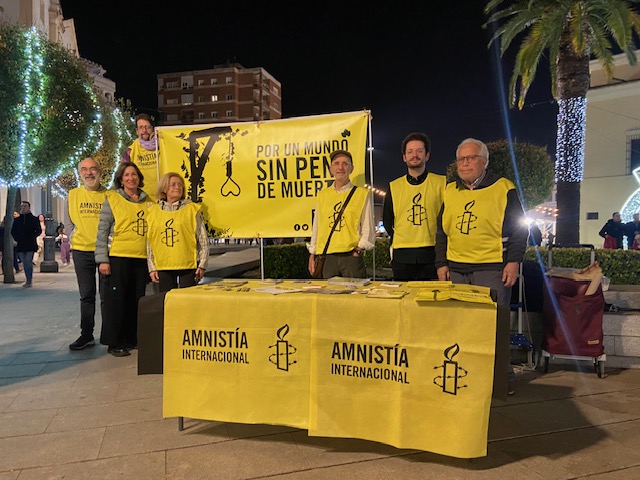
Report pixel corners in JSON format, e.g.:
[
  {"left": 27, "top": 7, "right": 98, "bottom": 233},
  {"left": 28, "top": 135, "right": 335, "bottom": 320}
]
[{"left": 456, "top": 138, "right": 489, "bottom": 167}]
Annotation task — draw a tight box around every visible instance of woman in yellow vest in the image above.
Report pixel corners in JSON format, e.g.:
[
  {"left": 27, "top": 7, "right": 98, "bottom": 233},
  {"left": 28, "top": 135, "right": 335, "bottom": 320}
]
[
  {"left": 95, "top": 162, "right": 154, "bottom": 357},
  {"left": 147, "top": 172, "right": 209, "bottom": 292}
]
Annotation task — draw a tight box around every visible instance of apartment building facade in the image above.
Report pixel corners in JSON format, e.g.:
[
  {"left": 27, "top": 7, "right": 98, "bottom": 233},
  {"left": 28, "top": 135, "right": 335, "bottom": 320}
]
[{"left": 157, "top": 63, "right": 281, "bottom": 125}]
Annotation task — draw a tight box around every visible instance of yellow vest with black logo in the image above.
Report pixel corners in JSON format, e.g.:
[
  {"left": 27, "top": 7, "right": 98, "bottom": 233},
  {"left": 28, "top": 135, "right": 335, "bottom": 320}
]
[
  {"left": 108, "top": 193, "right": 152, "bottom": 258},
  {"left": 316, "top": 186, "right": 368, "bottom": 254},
  {"left": 129, "top": 139, "right": 159, "bottom": 198},
  {"left": 442, "top": 178, "right": 513, "bottom": 264},
  {"left": 147, "top": 203, "right": 199, "bottom": 270},
  {"left": 68, "top": 187, "right": 107, "bottom": 251},
  {"left": 390, "top": 173, "right": 446, "bottom": 248}
]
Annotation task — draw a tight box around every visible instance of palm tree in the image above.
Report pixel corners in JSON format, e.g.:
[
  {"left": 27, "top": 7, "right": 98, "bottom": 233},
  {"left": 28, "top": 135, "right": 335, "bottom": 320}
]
[{"left": 485, "top": 0, "right": 640, "bottom": 245}]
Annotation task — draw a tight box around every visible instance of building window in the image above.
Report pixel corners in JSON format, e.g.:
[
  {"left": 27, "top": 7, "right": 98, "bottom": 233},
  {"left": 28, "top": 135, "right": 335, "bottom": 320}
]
[
  {"left": 211, "top": 78, "right": 218, "bottom": 85},
  {"left": 211, "top": 111, "right": 218, "bottom": 118},
  {"left": 166, "top": 81, "right": 179, "bottom": 88},
  {"left": 627, "top": 129, "right": 640, "bottom": 174},
  {"left": 197, "top": 96, "right": 204, "bottom": 102},
  {"left": 226, "top": 110, "right": 233, "bottom": 117},
  {"left": 182, "top": 82, "right": 192, "bottom": 89},
  {"left": 211, "top": 94, "right": 218, "bottom": 102},
  {"left": 167, "top": 114, "right": 178, "bottom": 121},
  {"left": 198, "top": 112, "right": 205, "bottom": 119},
  {"left": 586, "top": 212, "right": 599, "bottom": 220},
  {"left": 272, "top": 86, "right": 279, "bottom": 96},
  {"left": 167, "top": 98, "right": 178, "bottom": 105},
  {"left": 226, "top": 94, "right": 233, "bottom": 100},
  {"left": 225, "top": 76, "right": 233, "bottom": 84},
  {"left": 197, "top": 79, "right": 204, "bottom": 86}
]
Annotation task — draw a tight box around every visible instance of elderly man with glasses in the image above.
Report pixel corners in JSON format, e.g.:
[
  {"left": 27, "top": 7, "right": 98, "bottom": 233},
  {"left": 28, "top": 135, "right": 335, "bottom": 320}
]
[
  {"left": 435, "top": 138, "right": 528, "bottom": 395},
  {"left": 122, "top": 113, "right": 159, "bottom": 198}
]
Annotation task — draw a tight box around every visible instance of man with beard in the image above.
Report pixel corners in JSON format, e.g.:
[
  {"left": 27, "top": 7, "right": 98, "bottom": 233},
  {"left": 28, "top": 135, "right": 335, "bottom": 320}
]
[
  {"left": 66, "top": 158, "right": 108, "bottom": 350},
  {"left": 122, "top": 113, "right": 159, "bottom": 197},
  {"left": 383, "top": 132, "right": 446, "bottom": 280}
]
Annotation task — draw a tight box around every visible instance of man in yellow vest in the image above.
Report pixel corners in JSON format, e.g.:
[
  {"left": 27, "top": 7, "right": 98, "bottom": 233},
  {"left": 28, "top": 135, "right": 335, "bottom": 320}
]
[
  {"left": 308, "top": 149, "right": 375, "bottom": 278},
  {"left": 435, "top": 138, "right": 528, "bottom": 395},
  {"left": 383, "top": 132, "right": 446, "bottom": 280},
  {"left": 66, "top": 158, "right": 108, "bottom": 350},
  {"left": 122, "top": 113, "right": 159, "bottom": 197}
]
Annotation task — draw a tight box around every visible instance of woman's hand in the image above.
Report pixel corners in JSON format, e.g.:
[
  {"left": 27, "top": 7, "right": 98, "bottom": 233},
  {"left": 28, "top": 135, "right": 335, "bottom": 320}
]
[
  {"left": 149, "top": 270, "right": 159, "bottom": 283},
  {"left": 98, "top": 263, "right": 111, "bottom": 276}
]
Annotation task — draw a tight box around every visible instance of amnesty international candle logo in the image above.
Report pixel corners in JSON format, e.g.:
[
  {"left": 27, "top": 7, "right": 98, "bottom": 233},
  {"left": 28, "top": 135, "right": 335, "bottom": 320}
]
[
  {"left": 330, "top": 342, "right": 409, "bottom": 384},
  {"left": 407, "top": 192, "right": 426, "bottom": 226},
  {"left": 456, "top": 200, "right": 477, "bottom": 235},
  {"left": 161, "top": 218, "right": 179, "bottom": 247},
  {"left": 433, "top": 343, "right": 468, "bottom": 395},
  {"left": 132, "top": 210, "right": 148, "bottom": 236},
  {"left": 268, "top": 324, "right": 297, "bottom": 371},
  {"left": 329, "top": 201, "right": 345, "bottom": 232}
]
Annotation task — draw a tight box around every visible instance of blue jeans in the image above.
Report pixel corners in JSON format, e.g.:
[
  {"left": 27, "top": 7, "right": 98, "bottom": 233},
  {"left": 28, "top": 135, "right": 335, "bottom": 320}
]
[{"left": 17, "top": 251, "right": 34, "bottom": 284}]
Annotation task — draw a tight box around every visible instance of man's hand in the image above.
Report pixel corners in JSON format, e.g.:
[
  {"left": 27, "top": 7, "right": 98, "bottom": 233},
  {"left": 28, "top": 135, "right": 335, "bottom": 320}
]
[
  {"left": 149, "top": 270, "right": 159, "bottom": 283},
  {"left": 502, "top": 261, "right": 519, "bottom": 288},
  {"left": 98, "top": 263, "right": 111, "bottom": 276},
  {"left": 195, "top": 267, "right": 205, "bottom": 282},
  {"left": 437, "top": 266, "right": 450, "bottom": 281}
]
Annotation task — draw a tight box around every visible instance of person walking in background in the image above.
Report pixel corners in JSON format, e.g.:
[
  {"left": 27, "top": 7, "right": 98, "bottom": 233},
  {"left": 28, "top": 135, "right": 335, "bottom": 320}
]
[
  {"left": 435, "top": 138, "right": 528, "bottom": 395},
  {"left": 66, "top": 158, "right": 109, "bottom": 351},
  {"left": 599, "top": 212, "right": 625, "bottom": 249},
  {"left": 307, "top": 149, "right": 375, "bottom": 278},
  {"left": 55, "top": 227, "right": 71, "bottom": 266},
  {"left": 147, "top": 172, "right": 209, "bottom": 292},
  {"left": 32, "top": 214, "right": 46, "bottom": 264},
  {"left": 382, "top": 132, "right": 446, "bottom": 280},
  {"left": 122, "top": 113, "right": 159, "bottom": 198},
  {"left": 625, "top": 213, "right": 640, "bottom": 250},
  {"left": 95, "top": 162, "right": 153, "bottom": 357},
  {"left": 11, "top": 201, "right": 40, "bottom": 287}
]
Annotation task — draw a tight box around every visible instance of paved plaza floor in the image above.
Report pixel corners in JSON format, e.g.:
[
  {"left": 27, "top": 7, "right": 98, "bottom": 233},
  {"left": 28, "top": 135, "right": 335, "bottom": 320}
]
[{"left": 1, "top": 249, "right": 640, "bottom": 479}]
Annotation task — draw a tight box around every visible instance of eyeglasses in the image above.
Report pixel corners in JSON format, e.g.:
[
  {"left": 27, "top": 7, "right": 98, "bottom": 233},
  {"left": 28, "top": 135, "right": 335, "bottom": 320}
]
[
  {"left": 80, "top": 167, "right": 99, "bottom": 173},
  {"left": 456, "top": 155, "right": 485, "bottom": 164},
  {"left": 137, "top": 125, "right": 153, "bottom": 131}
]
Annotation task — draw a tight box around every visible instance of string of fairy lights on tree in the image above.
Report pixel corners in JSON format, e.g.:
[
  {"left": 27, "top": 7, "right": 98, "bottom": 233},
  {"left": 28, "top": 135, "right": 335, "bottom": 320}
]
[
  {"left": 555, "top": 97, "right": 587, "bottom": 182},
  {"left": 13, "top": 27, "right": 45, "bottom": 186}
]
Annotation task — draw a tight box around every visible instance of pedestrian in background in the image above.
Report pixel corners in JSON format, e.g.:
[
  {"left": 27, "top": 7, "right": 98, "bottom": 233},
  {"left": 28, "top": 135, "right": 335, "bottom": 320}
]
[
  {"left": 11, "top": 201, "right": 40, "bottom": 287},
  {"left": 599, "top": 212, "right": 625, "bottom": 249}
]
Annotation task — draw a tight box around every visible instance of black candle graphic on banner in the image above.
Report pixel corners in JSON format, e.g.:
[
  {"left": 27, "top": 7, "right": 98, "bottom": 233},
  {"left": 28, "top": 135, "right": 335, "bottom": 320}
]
[
  {"left": 269, "top": 324, "right": 297, "bottom": 371},
  {"left": 434, "top": 343, "right": 468, "bottom": 395}
]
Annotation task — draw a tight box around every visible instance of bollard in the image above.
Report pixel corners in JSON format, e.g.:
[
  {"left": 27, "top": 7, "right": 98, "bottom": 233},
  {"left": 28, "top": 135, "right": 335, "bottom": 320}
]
[{"left": 40, "top": 236, "right": 59, "bottom": 273}]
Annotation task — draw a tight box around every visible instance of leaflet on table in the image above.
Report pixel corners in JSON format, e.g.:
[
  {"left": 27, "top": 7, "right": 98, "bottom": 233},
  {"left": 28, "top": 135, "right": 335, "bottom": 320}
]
[
  {"left": 415, "top": 284, "right": 494, "bottom": 304},
  {"left": 253, "top": 286, "right": 304, "bottom": 295},
  {"left": 406, "top": 280, "right": 453, "bottom": 288},
  {"left": 365, "top": 288, "right": 408, "bottom": 299},
  {"left": 327, "top": 276, "right": 371, "bottom": 287}
]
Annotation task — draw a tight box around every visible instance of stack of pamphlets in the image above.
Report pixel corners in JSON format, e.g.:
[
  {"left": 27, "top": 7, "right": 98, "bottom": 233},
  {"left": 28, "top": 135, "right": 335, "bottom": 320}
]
[{"left": 327, "top": 276, "right": 372, "bottom": 287}]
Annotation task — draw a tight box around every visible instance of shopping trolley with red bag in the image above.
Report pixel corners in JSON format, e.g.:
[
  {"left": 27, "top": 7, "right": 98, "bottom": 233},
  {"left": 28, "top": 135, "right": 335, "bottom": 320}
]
[{"left": 541, "top": 244, "right": 606, "bottom": 377}]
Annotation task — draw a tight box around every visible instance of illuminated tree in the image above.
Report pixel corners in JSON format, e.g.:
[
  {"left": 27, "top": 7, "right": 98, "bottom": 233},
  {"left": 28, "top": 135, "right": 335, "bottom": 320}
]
[
  {"left": 0, "top": 24, "right": 101, "bottom": 282},
  {"left": 485, "top": 0, "right": 640, "bottom": 244},
  {"left": 447, "top": 140, "right": 554, "bottom": 209}
]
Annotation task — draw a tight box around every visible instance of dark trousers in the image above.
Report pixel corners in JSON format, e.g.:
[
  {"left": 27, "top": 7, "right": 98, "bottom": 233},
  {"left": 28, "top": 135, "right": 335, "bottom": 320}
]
[
  {"left": 158, "top": 269, "right": 197, "bottom": 293},
  {"left": 72, "top": 250, "right": 106, "bottom": 338},
  {"left": 391, "top": 260, "right": 437, "bottom": 281},
  {"left": 322, "top": 253, "right": 367, "bottom": 278},
  {"left": 100, "top": 256, "right": 148, "bottom": 348}
]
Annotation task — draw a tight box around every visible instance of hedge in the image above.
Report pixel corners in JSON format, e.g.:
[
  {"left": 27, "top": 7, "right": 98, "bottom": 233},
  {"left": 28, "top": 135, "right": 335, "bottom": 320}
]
[{"left": 264, "top": 241, "right": 640, "bottom": 285}]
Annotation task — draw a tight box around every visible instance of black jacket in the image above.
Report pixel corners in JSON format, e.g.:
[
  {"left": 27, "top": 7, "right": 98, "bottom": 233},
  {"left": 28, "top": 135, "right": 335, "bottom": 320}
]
[{"left": 11, "top": 213, "right": 41, "bottom": 252}]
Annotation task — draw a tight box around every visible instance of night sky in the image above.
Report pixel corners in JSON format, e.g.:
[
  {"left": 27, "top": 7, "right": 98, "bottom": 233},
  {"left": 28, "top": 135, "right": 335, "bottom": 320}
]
[{"left": 59, "top": 0, "right": 558, "bottom": 189}]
